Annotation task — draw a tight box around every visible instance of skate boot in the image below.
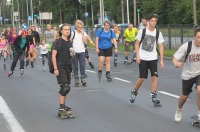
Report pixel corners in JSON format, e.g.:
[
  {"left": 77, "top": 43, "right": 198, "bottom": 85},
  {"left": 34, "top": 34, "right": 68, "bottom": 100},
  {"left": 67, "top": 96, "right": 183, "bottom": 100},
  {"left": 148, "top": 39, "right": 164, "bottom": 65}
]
[
  {"left": 31, "top": 61, "right": 34, "bottom": 68},
  {"left": 89, "top": 62, "right": 95, "bottom": 69},
  {"left": 114, "top": 58, "right": 118, "bottom": 67},
  {"left": 3, "top": 64, "right": 6, "bottom": 70},
  {"left": 58, "top": 106, "right": 75, "bottom": 119},
  {"left": 43, "top": 66, "right": 46, "bottom": 71},
  {"left": 130, "top": 89, "right": 139, "bottom": 104},
  {"left": 20, "top": 69, "right": 24, "bottom": 76},
  {"left": 8, "top": 71, "right": 13, "bottom": 77},
  {"left": 151, "top": 92, "right": 161, "bottom": 107},
  {"left": 98, "top": 70, "right": 102, "bottom": 82},
  {"left": 106, "top": 72, "right": 112, "bottom": 82},
  {"left": 81, "top": 75, "right": 87, "bottom": 86},
  {"left": 26, "top": 61, "right": 29, "bottom": 67},
  {"left": 124, "top": 56, "right": 128, "bottom": 64},
  {"left": 127, "top": 58, "right": 136, "bottom": 65},
  {"left": 74, "top": 75, "right": 79, "bottom": 87}
]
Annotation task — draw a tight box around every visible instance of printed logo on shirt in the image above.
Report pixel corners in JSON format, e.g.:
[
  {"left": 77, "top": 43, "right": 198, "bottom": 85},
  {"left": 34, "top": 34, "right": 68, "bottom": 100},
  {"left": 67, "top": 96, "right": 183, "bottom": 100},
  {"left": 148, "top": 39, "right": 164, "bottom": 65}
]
[
  {"left": 142, "top": 34, "right": 156, "bottom": 52},
  {"left": 189, "top": 53, "right": 200, "bottom": 62}
]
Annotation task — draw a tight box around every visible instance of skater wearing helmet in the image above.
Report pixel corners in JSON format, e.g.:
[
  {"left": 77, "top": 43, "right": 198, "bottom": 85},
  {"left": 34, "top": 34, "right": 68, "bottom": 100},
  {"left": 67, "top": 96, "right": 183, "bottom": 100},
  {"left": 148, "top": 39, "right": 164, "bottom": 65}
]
[{"left": 8, "top": 30, "right": 29, "bottom": 77}]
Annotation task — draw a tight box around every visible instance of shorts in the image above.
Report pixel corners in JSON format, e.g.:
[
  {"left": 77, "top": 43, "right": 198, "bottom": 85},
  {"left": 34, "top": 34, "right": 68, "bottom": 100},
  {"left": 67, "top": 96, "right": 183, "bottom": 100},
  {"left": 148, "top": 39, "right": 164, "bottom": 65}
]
[
  {"left": 139, "top": 59, "right": 158, "bottom": 79},
  {"left": 98, "top": 47, "right": 112, "bottom": 57},
  {"left": 125, "top": 41, "right": 135, "bottom": 51},
  {"left": 57, "top": 66, "right": 72, "bottom": 84},
  {"left": 182, "top": 75, "right": 200, "bottom": 96}
]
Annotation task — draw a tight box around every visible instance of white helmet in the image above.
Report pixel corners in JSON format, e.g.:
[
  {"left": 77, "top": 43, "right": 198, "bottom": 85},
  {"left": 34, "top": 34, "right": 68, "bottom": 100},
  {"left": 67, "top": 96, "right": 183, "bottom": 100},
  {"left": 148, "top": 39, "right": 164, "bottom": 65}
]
[{"left": 59, "top": 24, "right": 63, "bottom": 29}]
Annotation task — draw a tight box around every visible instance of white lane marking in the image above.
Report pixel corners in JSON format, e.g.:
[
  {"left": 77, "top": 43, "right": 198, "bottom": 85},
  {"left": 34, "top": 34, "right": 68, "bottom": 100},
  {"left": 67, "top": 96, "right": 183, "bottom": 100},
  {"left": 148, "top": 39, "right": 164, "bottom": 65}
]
[
  {"left": 158, "top": 91, "right": 190, "bottom": 100},
  {"left": 86, "top": 70, "right": 97, "bottom": 73},
  {"left": 0, "top": 96, "right": 26, "bottom": 132},
  {"left": 158, "top": 91, "right": 179, "bottom": 99},
  {"left": 113, "top": 77, "right": 132, "bottom": 83}
]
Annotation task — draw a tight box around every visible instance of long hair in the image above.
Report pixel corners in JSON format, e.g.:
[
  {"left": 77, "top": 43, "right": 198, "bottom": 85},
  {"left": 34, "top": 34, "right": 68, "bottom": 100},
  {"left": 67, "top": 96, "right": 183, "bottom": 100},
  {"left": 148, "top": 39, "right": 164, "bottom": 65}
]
[{"left": 59, "top": 23, "right": 71, "bottom": 40}]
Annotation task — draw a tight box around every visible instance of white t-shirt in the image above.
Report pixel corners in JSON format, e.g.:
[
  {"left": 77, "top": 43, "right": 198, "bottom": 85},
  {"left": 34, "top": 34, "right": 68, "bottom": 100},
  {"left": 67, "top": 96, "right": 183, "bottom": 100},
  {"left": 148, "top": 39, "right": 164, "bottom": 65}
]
[
  {"left": 136, "top": 28, "right": 164, "bottom": 60},
  {"left": 39, "top": 44, "right": 49, "bottom": 54},
  {"left": 71, "top": 30, "right": 87, "bottom": 53},
  {"left": 174, "top": 41, "right": 200, "bottom": 80}
]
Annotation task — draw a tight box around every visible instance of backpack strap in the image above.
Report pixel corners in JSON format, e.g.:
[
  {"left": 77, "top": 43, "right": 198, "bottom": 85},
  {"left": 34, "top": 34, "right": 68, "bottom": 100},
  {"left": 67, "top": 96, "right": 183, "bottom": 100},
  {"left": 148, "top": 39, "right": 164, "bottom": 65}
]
[
  {"left": 140, "top": 28, "right": 146, "bottom": 45},
  {"left": 72, "top": 31, "right": 75, "bottom": 42},
  {"left": 184, "top": 41, "right": 192, "bottom": 63},
  {"left": 156, "top": 28, "right": 159, "bottom": 44}
]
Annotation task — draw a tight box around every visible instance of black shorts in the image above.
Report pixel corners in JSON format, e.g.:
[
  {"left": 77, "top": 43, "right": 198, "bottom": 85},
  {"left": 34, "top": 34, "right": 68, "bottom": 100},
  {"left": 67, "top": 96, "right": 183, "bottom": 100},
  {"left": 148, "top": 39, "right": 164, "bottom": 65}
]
[
  {"left": 57, "top": 67, "right": 71, "bottom": 84},
  {"left": 98, "top": 47, "right": 112, "bottom": 57},
  {"left": 139, "top": 59, "right": 158, "bottom": 79},
  {"left": 182, "top": 75, "right": 200, "bottom": 96}
]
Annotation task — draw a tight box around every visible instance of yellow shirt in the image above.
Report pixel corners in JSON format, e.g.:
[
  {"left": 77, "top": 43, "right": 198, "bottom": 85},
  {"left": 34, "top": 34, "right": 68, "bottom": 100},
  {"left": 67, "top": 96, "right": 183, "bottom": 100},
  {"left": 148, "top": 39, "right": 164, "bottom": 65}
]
[{"left": 123, "top": 28, "right": 138, "bottom": 42}]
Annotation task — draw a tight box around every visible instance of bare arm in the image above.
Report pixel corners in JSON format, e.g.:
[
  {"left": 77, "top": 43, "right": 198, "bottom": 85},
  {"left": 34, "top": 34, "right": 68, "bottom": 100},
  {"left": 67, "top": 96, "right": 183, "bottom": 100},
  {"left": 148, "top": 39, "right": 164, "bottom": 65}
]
[
  {"left": 159, "top": 43, "right": 164, "bottom": 68},
  {"left": 52, "top": 50, "right": 59, "bottom": 76},
  {"left": 135, "top": 40, "right": 141, "bottom": 64},
  {"left": 95, "top": 37, "right": 99, "bottom": 53},
  {"left": 172, "top": 57, "right": 183, "bottom": 68}
]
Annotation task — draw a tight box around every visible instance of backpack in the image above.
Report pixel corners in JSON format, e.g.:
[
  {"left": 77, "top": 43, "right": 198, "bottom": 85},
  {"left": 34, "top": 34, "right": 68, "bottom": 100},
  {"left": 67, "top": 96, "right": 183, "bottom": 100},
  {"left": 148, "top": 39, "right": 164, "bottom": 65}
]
[
  {"left": 140, "top": 28, "right": 160, "bottom": 55},
  {"left": 184, "top": 41, "right": 192, "bottom": 63},
  {"left": 48, "top": 38, "right": 62, "bottom": 74}
]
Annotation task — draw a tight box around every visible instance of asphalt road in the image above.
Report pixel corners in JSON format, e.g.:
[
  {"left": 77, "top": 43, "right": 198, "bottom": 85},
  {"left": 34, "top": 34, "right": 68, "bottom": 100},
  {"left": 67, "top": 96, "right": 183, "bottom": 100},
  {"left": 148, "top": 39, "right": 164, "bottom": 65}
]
[{"left": 0, "top": 49, "right": 199, "bottom": 132}]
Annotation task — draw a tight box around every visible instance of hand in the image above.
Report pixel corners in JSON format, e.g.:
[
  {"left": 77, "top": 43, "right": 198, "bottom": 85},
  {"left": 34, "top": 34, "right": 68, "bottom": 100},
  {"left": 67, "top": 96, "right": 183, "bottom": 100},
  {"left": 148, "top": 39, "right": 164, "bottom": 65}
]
[
  {"left": 136, "top": 56, "right": 141, "bottom": 64},
  {"left": 90, "top": 41, "right": 95, "bottom": 46},
  {"left": 96, "top": 48, "right": 100, "bottom": 54},
  {"left": 54, "top": 69, "right": 59, "bottom": 76},
  {"left": 160, "top": 60, "right": 164, "bottom": 68},
  {"left": 175, "top": 62, "right": 183, "bottom": 68},
  {"left": 114, "top": 48, "right": 118, "bottom": 54}
]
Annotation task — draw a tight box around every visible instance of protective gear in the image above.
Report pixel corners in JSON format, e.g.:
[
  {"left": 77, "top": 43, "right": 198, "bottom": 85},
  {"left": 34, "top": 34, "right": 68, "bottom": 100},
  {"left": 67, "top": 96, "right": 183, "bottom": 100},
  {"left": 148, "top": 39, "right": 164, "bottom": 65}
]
[
  {"left": 59, "top": 84, "right": 70, "bottom": 96},
  {"left": 85, "top": 49, "right": 89, "bottom": 59},
  {"left": 30, "top": 52, "right": 33, "bottom": 57}
]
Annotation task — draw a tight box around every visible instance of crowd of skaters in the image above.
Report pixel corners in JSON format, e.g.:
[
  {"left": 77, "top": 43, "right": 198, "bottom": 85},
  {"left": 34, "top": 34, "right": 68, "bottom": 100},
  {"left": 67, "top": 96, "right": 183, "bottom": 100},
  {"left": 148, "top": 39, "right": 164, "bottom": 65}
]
[{"left": 0, "top": 13, "right": 199, "bottom": 121}]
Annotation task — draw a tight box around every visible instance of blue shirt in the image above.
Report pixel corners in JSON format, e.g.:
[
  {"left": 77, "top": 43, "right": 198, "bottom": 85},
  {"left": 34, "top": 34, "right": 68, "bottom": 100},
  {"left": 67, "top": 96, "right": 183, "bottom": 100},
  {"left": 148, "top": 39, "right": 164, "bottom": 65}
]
[
  {"left": 96, "top": 29, "right": 116, "bottom": 49},
  {"left": 20, "top": 38, "right": 26, "bottom": 49}
]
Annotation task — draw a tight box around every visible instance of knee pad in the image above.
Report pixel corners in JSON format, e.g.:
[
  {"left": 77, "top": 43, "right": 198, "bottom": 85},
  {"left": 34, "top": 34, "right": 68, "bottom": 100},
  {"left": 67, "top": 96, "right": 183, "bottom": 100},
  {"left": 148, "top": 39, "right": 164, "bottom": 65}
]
[
  {"left": 59, "top": 84, "right": 70, "bottom": 96},
  {"left": 30, "top": 53, "right": 33, "bottom": 57},
  {"left": 85, "top": 50, "right": 89, "bottom": 59}
]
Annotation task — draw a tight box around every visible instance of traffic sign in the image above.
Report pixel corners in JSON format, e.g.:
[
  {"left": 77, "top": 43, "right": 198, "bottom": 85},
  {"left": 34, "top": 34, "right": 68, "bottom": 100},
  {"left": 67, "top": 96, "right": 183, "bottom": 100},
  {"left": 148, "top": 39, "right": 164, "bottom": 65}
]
[
  {"left": 85, "top": 12, "right": 89, "bottom": 18},
  {"left": 0, "top": 16, "right": 2, "bottom": 20},
  {"left": 104, "top": 16, "right": 109, "bottom": 20},
  {"left": 137, "top": 9, "right": 141, "bottom": 13},
  {"left": 28, "top": 16, "right": 32, "bottom": 20}
]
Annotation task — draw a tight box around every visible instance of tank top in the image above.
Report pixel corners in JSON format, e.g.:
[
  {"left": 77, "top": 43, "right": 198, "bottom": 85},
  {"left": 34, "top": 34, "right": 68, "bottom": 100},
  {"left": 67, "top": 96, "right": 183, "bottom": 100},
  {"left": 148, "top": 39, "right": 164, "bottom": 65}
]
[{"left": 0, "top": 39, "right": 7, "bottom": 50}]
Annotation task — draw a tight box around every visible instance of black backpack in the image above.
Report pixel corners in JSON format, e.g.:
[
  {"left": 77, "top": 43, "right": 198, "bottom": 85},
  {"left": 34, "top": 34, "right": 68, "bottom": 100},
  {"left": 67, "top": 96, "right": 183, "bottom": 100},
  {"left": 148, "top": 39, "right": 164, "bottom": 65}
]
[
  {"left": 184, "top": 41, "right": 192, "bottom": 63},
  {"left": 48, "top": 38, "right": 62, "bottom": 74},
  {"left": 140, "top": 28, "right": 160, "bottom": 55}
]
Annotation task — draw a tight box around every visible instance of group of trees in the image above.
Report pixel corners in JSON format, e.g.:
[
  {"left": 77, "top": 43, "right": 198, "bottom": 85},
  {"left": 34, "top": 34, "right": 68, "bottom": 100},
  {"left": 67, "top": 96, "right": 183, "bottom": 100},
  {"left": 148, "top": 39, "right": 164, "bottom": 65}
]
[{"left": 0, "top": 0, "right": 199, "bottom": 26}]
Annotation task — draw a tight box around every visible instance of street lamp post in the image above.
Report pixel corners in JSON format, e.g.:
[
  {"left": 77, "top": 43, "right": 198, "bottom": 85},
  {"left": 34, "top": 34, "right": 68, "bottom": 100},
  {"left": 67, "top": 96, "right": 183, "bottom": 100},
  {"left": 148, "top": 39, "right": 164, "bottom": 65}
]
[
  {"left": 30, "top": 0, "right": 33, "bottom": 24},
  {"left": 127, "top": 0, "right": 130, "bottom": 24},
  {"left": 12, "top": 0, "right": 14, "bottom": 27},
  {"left": 193, "top": 0, "right": 197, "bottom": 26}
]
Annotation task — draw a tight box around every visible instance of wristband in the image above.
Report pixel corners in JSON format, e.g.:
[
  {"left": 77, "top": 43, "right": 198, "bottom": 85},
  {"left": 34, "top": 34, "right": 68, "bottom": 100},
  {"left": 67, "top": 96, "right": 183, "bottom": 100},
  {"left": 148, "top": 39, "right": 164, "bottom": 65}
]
[{"left": 54, "top": 69, "right": 58, "bottom": 70}]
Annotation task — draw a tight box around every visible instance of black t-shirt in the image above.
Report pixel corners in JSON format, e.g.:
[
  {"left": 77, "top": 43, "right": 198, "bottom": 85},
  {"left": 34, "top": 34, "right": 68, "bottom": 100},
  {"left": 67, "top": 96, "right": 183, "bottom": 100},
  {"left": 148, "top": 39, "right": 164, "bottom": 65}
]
[{"left": 52, "top": 38, "right": 72, "bottom": 67}]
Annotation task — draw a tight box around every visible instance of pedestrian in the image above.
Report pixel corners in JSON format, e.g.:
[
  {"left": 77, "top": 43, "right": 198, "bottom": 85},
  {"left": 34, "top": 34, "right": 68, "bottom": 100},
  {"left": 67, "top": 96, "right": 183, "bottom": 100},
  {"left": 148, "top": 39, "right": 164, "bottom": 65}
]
[
  {"left": 71, "top": 20, "right": 88, "bottom": 87},
  {"left": 8, "top": 30, "right": 29, "bottom": 77},
  {"left": 123, "top": 23, "right": 138, "bottom": 64},
  {"left": 0, "top": 33, "right": 8, "bottom": 69},
  {"left": 25, "top": 28, "right": 35, "bottom": 68},
  {"left": 10, "top": 28, "right": 18, "bottom": 54},
  {"left": 5, "top": 27, "right": 13, "bottom": 59},
  {"left": 85, "top": 34, "right": 95, "bottom": 70},
  {"left": 39, "top": 40, "right": 49, "bottom": 71},
  {"left": 173, "top": 27, "right": 200, "bottom": 122},
  {"left": 52, "top": 23, "right": 74, "bottom": 117},
  {"left": 112, "top": 24, "right": 121, "bottom": 67},
  {"left": 44, "top": 24, "right": 56, "bottom": 54},
  {"left": 128, "top": 17, "right": 148, "bottom": 64},
  {"left": 129, "top": 14, "right": 164, "bottom": 105},
  {"left": 53, "top": 26, "right": 59, "bottom": 39},
  {"left": 95, "top": 20, "right": 118, "bottom": 82}
]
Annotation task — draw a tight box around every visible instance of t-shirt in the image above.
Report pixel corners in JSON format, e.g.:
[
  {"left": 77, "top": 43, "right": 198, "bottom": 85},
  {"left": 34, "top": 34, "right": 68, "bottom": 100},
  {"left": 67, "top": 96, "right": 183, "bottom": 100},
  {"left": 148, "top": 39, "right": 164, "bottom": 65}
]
[
  {"left": 173, "top": 41, "right": 200, "bottom": 80},
  {"left": 136, "top": 28, "right": 164, "bottom": 61},
  {"left": 71, "top": 30, "right": 87, "bottom": 53},
  {"left": 39, "top": 44, "right": 49, "bottom": 54},
  {"left": 20, "top": 38, "right": 26, "bottom": 49},
  {"left": 96, "top": 29, "right": 116, "bottom": 49},
  {"left": 123, "top": 28, "right": 138, "bottom": 42},
  {"left": 44, "top": 30, "right": 55, "bottom": 44},
  {"left": 52, "top": 38, "right": 72, "bottom": 67}
]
